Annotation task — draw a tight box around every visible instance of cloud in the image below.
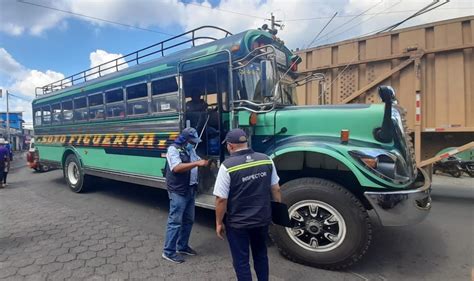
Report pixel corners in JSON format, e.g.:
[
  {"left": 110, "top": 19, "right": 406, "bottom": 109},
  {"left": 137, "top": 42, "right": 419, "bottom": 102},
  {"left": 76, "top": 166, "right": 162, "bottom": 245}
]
[
  {"left": 11, "top": 70, "right": 65, "bottom": 98},
  {"left": 0, "top": 48, "right": 130, "bottom": 123},
  {"left": 3, "top": 0, "right": 473, "bottom": 49},
  {"left": 87, "top": 49, "right": 128, "bottom": 79},
  {"left": 0, "top": 48, "right": 27, "bottom": 80},
  {"left": 0, "top": 0, "right": 68, "bottom": 36},
  {"left": 0, "top": 48, "right": 65, "bottom": 123}
]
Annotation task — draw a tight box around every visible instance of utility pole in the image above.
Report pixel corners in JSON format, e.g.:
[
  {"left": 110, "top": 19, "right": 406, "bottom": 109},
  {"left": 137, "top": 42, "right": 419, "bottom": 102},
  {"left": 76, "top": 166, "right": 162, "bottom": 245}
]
[
  {"left": 6, "top": 90, "right": 10, "bottom": 144},
  {"left": 265, "top": 13, "right": 283, "bottom": 35}
]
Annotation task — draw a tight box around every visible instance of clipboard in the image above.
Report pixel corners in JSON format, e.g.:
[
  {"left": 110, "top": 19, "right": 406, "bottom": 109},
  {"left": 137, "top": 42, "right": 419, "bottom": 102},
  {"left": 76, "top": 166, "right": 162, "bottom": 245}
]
[{"left": 271, "top": 201, "right": 292, "bottom": 227}]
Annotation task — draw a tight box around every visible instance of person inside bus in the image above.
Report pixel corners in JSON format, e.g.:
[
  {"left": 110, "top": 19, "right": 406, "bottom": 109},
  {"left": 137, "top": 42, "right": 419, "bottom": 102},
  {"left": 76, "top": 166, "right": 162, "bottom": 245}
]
[
  {"left": 185, "top": 89, "right": 209, "bottom": 137},
  {"left": 186, "top": 88, "right": 208, "bottom": 113}
]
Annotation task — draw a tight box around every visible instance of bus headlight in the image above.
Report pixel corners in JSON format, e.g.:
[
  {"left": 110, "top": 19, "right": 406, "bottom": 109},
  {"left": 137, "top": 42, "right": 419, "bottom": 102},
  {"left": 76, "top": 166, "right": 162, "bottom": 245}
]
[{"left": 350, "top": 150, "right": 410, "bottom": 185}]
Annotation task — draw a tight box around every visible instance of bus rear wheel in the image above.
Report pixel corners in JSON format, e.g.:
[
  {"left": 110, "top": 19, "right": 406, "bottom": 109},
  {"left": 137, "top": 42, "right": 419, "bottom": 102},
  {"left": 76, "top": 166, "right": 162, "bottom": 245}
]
[
  {"left": 64, "top": 154, "right": 87, "bottom": 193},
  {"left": 270, "top": 177, "right": 372, "bottom": 270}
]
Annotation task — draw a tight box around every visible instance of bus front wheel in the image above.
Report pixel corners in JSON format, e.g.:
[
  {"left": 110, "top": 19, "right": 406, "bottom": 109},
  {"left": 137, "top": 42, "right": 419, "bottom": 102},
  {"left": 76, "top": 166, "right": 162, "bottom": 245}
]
[
  {"left": 64, "top": 154, "right": 87, "bottom": 193},
  {"left": 270, "top": 177, "right": 372, "bottom": 270}
]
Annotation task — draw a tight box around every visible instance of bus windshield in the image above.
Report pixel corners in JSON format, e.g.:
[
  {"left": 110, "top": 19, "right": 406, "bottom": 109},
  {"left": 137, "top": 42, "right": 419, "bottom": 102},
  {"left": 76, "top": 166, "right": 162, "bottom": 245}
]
[
  {"left": 234, "top": 61, "right": 298, "bottom": 106},
  {"left": 234, "top": 62, "right": 264, "bottom": 102}
]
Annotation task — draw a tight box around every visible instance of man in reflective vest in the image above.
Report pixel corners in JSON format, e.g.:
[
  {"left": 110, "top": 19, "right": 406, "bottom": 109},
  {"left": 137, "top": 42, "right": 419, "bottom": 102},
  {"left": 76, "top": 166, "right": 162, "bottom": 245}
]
[
  {"left": 162, "top": 127, "right": 209, "bottom": 264},
  {"left": 214, "top": 128, "right": 282, "bottom": 281}
]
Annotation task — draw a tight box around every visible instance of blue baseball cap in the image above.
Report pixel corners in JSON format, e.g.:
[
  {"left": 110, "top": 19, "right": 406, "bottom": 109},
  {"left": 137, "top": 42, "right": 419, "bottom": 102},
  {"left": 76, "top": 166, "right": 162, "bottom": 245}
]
[
  {"left": 223, "top": 128, "right": 248, "bottom": 144},
  {"left": 181, "top": 127, "right": 201, "bottom": 144}
]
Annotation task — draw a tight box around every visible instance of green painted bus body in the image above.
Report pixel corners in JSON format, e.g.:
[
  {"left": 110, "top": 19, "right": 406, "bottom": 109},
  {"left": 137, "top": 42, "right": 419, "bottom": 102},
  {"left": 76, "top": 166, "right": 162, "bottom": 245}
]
[{"left": 33, "top": 28, "right": 415, "bottom": 193}]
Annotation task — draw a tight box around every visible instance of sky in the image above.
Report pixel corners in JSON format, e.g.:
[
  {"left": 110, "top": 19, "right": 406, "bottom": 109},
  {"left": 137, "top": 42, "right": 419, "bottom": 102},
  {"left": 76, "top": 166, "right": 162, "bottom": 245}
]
[{"left": 0, "top": 0, "right": 473, "bottom": 128}]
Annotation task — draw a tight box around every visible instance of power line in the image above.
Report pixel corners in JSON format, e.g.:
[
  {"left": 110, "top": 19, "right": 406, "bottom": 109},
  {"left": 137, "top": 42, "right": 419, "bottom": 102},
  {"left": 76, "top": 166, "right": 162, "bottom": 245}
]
[
  {"left": 186, "top": 2, "right": 267, "bottom": 20},
  {"left": 377, "top": 0, "right": 450, "bottom": 33},
  {"left": 316, "top": 0, "right": 403, "bottom": 45},
  {"left": 8, "top": 93, "right": 32, "bottom": 102},
  {"left": 16, "top": 0, "right": 176, "bottom": 37},
  {"left": 311, "top": 0, "right": 384, "bottom": 45},
  {"left": 307, "top": 12, "right": 338, "bottom": 48},
  {"left": 285, "top": 7, "right": 473, "bottom": 22},
  {"left": 317, "top": 0, "right": 449, "bottom": 99}
]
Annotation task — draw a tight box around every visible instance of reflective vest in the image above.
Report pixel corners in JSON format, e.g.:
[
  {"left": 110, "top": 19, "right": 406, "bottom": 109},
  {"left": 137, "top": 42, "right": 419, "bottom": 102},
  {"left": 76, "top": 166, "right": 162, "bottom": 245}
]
[
  {"left": 165, "top": 144, "right": 191, "bottom": 195},
  {"left": 223, "top": 149, "right": 273, "bottom": 228}
]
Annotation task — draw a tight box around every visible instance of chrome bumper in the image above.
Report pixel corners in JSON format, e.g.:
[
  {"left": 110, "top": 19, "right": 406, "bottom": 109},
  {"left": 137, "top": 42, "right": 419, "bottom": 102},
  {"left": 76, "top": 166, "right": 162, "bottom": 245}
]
[{"left": 364, "top": 168, "right": 432, "bottom": 226}]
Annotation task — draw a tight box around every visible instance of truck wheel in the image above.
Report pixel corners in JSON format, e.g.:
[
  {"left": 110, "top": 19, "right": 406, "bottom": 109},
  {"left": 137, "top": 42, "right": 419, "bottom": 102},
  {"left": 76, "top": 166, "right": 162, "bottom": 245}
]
[
  {"left": 450, "top": 170, "right": 461, "bottom": 178},
  {"left": 40, "top": 164, "right": 49, "bottom": 172},
  {"left": 64, "top": 154, "right": 87, "bottom": 193},
  {"left": 270, "top": 178, "right": 372, "bottom": 270}
]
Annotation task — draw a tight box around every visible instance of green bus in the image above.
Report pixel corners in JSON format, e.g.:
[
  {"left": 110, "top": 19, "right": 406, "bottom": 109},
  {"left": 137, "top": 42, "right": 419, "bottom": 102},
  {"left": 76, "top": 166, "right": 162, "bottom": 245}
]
[{"left": 32, "top": 26, "right": 431, "bottom": 269}]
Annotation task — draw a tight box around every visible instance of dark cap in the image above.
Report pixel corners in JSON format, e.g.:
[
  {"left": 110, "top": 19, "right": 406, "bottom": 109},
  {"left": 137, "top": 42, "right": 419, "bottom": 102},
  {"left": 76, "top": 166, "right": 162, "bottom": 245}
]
[
  {"left": 181, "top": 127, "right": 201, "bottom": 143},
  {"left": 223, "top": 128, "right": 248, "bottom": 144}
]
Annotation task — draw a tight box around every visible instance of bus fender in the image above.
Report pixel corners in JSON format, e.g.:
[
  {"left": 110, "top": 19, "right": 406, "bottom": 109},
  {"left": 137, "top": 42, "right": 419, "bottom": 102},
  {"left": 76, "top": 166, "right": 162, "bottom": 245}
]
[
  {"left": 62, "top": 146, "right": 84, "bottom": 169},
  {"left": 269, "top": 145, "right": 378, "bottom": 188}
]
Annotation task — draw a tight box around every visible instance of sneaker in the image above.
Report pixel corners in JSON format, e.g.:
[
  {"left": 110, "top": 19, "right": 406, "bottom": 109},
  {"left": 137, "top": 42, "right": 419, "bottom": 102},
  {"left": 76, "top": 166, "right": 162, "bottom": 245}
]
[
  {"left": 161, "top": 253, "right": 184, "bottom": 264},
  {"left": 177, "top": 247, "right": 197, "bottom": 256}
]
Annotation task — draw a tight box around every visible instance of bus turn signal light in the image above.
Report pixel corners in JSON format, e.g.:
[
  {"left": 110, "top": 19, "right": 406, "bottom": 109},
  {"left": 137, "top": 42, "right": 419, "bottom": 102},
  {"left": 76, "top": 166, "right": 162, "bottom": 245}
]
[
  {"left": 249, "top": 113, "right": 258, "bottom": 126},
  {"left": 361, "top": 157, "right": 378, "bottom": 169},
  {"left": 340, "top": 129, "right": 349, "bottom": 143}
]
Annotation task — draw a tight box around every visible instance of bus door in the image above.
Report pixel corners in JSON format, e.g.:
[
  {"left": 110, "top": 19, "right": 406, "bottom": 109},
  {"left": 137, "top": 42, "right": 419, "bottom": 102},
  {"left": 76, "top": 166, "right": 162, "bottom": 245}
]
[{"left": 179, "top": 64, "right": 232, "bottom": 202}]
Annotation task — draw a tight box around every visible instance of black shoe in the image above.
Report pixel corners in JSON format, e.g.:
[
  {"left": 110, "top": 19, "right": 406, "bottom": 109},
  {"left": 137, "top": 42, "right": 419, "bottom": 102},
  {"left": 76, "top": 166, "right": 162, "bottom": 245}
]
[
  {"left": 177, "top": 247, "right": 197, "bottom": 256},
  {"left": 162, "top": 253, "right": 185, "bottom": 264}
]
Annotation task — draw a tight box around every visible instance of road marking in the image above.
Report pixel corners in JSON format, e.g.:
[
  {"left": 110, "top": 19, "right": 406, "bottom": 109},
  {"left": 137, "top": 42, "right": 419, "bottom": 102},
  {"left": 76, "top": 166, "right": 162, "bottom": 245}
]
[{"left": 349, "top": 271, "right": 370, "bottom": 281}]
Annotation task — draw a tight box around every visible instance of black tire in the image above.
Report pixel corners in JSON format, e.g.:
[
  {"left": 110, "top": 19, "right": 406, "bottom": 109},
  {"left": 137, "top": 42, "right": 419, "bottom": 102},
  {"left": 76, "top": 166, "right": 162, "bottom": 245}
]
[
  {"left": 270, "top": 178, "right": 372, "bottom": 270},
  {"left": 450, "top": 170, "right": 462, "bottom": 178},
  {"left": 40, "top": 164, "right": 49, "bottom": 173},
  {"left": 64, "top": 154, "right": 87, "bottom": 193}
]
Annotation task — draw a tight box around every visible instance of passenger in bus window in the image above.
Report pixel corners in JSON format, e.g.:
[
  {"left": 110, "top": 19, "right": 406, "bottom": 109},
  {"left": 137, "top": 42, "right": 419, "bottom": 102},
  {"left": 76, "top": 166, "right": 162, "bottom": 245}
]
[
  {"left": 96, "top": 110, "right": 104, "bottom": 119},
  {"left": 186, "top": 89, "right": 208, "bottom": 132},
  {"left": 186, "top": 88, "right": 208, "bottom": 112}
]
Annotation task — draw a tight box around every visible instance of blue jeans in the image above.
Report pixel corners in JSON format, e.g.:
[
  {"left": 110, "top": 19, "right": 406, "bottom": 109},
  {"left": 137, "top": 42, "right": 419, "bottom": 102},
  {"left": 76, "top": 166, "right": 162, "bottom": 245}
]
[
  {"left": 226, "top": 225, "right": 269, "bottom": 281},
  {"left": 163, "top": 189, "right": 195, "bottom": 256}
]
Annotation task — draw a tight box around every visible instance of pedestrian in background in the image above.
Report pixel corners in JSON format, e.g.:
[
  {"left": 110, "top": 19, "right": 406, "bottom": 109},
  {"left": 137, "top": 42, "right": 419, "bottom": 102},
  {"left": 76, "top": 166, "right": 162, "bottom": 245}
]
[
  {"left": 0, "top": 139, "right": 10, "bottom": 188},
  {"left": 213, "top": 128, "right": 282, "bottom": 281},
  {"left": 5, "top": 141, "right": 13, "bottom": 161},
  {"left": 162, "top": 127, "right": 209, "bottom": 264}
]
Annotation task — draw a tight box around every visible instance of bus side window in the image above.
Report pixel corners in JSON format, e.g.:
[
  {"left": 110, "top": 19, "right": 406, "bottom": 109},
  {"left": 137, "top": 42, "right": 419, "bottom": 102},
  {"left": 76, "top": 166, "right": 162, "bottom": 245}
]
[
  {"left": 126, "top": 83, "right": 148, "bottom": 116},
  {"left": 42, "top": 106, "right": 51, "bottom": 125},
  {"left": 88, "top": 93, "right": 104, "bottom": 121},
  {"left": 151, "top": 77, "right": 178, "bottom": 113},
  {"left": 106, "top": 88, "right": 125, "bottom": 118},
  {"left": 34, "top": 109, "right": 42, "bottom": 126},
  {"left": 51, "top": 103, "right": 62, "bottom": 125},
  {"left": 74, "top": 97, "right": 88, "bottom": 122},
  {"left": 62, "top": 100, "right": 73, "bottom": 123}
]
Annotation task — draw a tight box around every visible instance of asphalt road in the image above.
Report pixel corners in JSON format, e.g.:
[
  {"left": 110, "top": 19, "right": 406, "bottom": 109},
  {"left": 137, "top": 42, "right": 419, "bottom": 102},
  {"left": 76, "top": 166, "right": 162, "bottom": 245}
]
[{"left": 1, "top": 155, "right": 473, "bottom": 280}]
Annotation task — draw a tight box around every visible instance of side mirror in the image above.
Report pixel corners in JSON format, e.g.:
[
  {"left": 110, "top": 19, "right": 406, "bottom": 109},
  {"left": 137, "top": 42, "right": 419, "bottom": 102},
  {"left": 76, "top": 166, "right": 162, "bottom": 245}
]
[
  {"left": 378, "top": 86, "right": 395, "bottom": 103},
  {"left": 261, "top": 60, "right": 275, "bottom": 97}
]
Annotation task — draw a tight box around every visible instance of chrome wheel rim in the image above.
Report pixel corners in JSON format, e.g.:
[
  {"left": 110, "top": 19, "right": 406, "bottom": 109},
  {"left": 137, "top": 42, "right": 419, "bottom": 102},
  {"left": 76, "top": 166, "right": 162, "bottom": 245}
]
[
  {"left": 286, "top": 200, "right": 346, "bottom": 252},
  {"left": 67, "top": 161, "right": 79, "bottom": 186}
]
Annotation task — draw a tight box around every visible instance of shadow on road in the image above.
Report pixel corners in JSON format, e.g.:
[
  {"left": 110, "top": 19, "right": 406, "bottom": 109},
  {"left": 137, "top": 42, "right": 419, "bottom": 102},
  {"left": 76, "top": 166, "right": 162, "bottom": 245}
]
[{"left": 75, "top": 176, "right": 216, "bottom": 227}]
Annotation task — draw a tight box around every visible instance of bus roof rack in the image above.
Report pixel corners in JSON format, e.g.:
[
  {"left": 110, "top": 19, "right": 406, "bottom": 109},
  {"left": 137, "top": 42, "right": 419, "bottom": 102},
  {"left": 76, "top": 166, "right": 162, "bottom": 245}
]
[{"left": 36, "top": 26, "right": 232, "bottom": 97}]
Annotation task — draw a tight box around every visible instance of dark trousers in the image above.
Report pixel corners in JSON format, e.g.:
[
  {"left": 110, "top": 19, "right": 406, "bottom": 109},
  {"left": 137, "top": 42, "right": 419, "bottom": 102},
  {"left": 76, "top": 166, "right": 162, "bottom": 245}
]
[
  {"left": 2, "top": 172, "right": 7, "bottom": 184},
  {"left": 226, "top": 225, "right": 269, "bottom": 281}
]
